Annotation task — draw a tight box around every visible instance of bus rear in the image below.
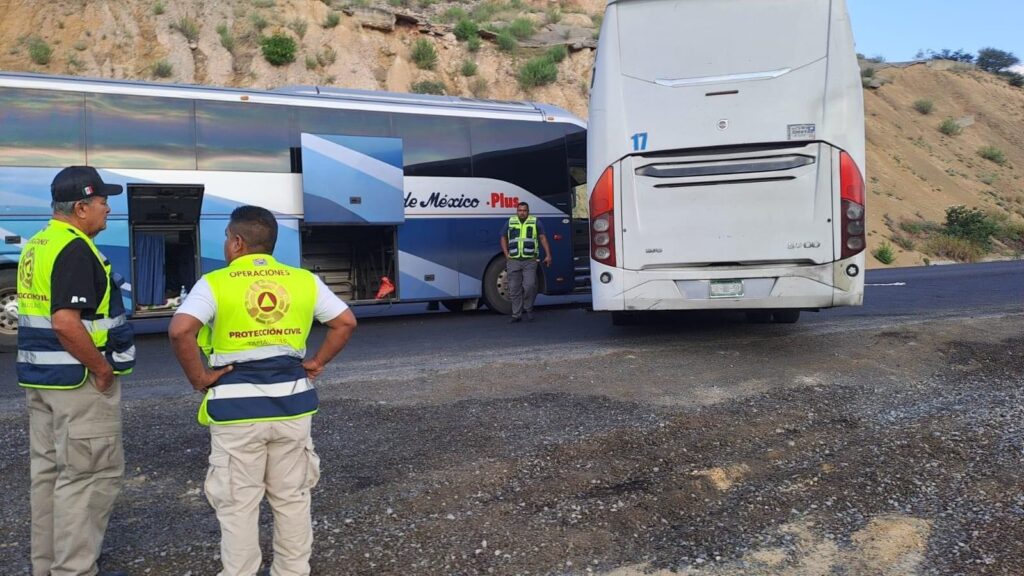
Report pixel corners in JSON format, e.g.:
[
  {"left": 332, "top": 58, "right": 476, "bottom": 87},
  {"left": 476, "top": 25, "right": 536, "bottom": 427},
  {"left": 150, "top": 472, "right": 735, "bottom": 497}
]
[{"left": 588, "top": 0, "right": 865, "bottom": 323}]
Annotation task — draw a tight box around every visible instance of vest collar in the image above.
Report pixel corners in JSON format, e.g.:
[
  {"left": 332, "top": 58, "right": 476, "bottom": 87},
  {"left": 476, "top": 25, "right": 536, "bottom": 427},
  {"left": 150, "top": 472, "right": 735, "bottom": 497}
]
[
  {"left": 48, "top": 219, "right": 91, "bottom": 241},
  {"left": 229, "top": 254, "right": 279, "bottom": 269}
]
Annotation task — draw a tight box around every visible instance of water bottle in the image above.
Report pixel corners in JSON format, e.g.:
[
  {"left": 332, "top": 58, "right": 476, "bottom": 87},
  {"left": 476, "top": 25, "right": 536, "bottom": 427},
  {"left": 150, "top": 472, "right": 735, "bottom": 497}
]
[{"left": 180, "top": 284, "right": 188, "bottom": 300}]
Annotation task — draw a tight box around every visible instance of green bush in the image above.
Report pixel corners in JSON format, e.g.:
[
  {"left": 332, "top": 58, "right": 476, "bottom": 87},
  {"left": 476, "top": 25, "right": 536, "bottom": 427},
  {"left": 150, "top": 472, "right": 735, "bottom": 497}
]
[
  {"left": 545, "top": 44, "right": 567, "bottom": 63},
  {"left": 899, "top": 219, "right": 941, "bottom": 236},
  {"left": 943, "top": 205, "right": 998, "bottom": 249},
  {"left": 173, "top": 16, "right": 200, "bottom": 43},
  {"left": 546, "top": 7, "right": 562, "bottom": 24},
  {"left": 153, "top": 1, "right": 165, "bottom": 15},
  {"left": 152, "top": 59, "right": 173, "bottom": 78},
  {"left": 994, "top": 220, "right": 1024, "bottom": 253},
  {"left": 861, "top": 66, "right": 875, "bottom": 78},
  {"left": 872, "top": 242, "right": 896, "bottom": 265},
  {"left": 323, "top": 12, "right": 341, "bottom": 28},
  {"left": 460, "top": 60, "right": 477, "bottom": 76},
  {"left": 518, "top": 56, "right": 558, "bottom": 88},
  {"left": 469, "top": 77, "right": 488, "bottom": 97},
  {"left": 591, "top": 13, "right": 603, "bottom": 28},
  {"left": 496, "top": 30, "right": 516, "bottom": 52},
  {"left": 252, "top": 0, "right": 275, "bottom": 7},
  {"left": 977, "top": 145, "right": 1007, "bottom": 165},
  {"left": 261, "top": 33, "right": 297, "bottom": 66},
  {"left": 411, "top": 38, "right": 437, "bottom": 70},
  {"left": 317, "top": 46, "right": 337, "bottom": 66},
  {"left": 410, "top": 80, "right": 446, "bottom": 95},
  {"left": 938, "top": 118, "right": 961, "bottom": 136},
  {"left": 453, "top": 19, "right": 479, "bottom": 41},
  {"left": 1007, "top": 72, "right": 1024, "bottom": 88},
  {"left": 27, "top": 37, "right": 52, "bottom": 65},
  {"left": 250, "top": 13, "right": 269, "bottom": 31},
  {"left": 507, "top": 17, "right": 535, "bottom": 39},
  {"left": 305, "top": 54, "right": 318, "bottom": 70},
  {"left": 912, "top": 99, "right": 933, "bottom": 115},
  {"left": 288, "top": 18, "right": 308, "bottom": 39},
  {"left": 216, "top": 23, "right": 235, "bottom": 53},
  {"left": 925, "top": 235, "right": 985, "bottom": 262},
  {"left": 442, "top": 7, "right": 468, "bottom": 23},
  {"left": 467, "top": 36, "right": 481, "bottom": 52},
  {"left": 891, "top": 235, "right": 915, "bottom": 251}
]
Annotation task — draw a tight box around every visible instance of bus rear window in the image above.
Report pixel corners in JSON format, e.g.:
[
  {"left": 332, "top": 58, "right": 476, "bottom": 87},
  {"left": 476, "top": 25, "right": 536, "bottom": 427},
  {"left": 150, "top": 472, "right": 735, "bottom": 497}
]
[{"left": 616, "top": 0, "right": 829, "bottom": 83}]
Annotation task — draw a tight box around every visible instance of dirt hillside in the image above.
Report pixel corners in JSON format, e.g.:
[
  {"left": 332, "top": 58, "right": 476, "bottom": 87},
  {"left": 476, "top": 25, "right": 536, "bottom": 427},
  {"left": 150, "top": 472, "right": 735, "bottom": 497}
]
[{"left": 0, "top": 0, "right": 1022, "bottom": 268}]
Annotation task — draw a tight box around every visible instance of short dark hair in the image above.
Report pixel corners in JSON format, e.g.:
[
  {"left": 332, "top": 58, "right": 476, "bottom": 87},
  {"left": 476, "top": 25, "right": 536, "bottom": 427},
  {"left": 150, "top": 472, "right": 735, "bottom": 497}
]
[
  {"left": 229, "top": 205, "right": 278, "bottom": 254},
  {"left": 517, "top": 201, "right": 530, "bottom": 210}
]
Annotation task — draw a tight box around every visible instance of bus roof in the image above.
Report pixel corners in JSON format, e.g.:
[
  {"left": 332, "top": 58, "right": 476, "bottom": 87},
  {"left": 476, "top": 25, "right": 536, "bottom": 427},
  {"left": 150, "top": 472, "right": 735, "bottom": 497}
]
[{"left": 0, "top": 71, "right": 584, "bottom": 127}]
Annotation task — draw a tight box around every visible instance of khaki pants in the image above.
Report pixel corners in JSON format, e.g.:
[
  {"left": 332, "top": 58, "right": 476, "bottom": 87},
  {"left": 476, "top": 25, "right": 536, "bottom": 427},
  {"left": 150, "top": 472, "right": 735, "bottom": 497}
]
[
  {"left": 27, "top": 375, "right": 124, "bottom": 576},
  {"left": 206, "top": 416, "right": 321, "bottom": 576}
]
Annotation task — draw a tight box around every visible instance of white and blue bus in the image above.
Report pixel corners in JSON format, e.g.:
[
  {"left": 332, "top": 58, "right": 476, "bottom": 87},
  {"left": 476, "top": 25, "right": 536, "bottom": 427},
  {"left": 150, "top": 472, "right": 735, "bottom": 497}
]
[
  {"left": 0, "top": 72, "right": 588, "bottom": 349},
  {"left": 588, "top": 0, "right": 865, "bottom": 325}
]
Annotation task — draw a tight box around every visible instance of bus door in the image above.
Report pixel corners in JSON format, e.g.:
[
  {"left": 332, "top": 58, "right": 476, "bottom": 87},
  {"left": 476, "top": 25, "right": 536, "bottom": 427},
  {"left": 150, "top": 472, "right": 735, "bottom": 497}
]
[
  {"left": 127, "top": 184, "right": 204, "bottom": 316},
  {"left": 299, "top": 133, "right": 403, "bottom": 303}
]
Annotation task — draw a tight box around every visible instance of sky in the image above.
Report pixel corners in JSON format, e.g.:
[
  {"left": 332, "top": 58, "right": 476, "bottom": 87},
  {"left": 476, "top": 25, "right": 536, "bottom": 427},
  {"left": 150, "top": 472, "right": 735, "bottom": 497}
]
[{"left": 847, "top": 0, "right": 1024, "bottom": 72}]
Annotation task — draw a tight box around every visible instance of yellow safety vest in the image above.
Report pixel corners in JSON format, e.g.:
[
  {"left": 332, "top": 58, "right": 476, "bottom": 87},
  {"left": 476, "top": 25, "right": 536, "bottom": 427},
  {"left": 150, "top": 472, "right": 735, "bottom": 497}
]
[
  {"left": 197, "top": 254, "right": 318, "bottom": 425},
  {"left": 507, "top": 215, "right": 538, "bottom": 260},
  {"left": 16, "top": 220, "right": 135, "bottom": 389}
]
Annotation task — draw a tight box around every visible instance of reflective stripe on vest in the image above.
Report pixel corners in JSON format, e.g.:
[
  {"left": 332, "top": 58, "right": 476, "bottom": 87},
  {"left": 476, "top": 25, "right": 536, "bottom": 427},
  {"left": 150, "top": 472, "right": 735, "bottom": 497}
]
[
  {"left": 198, "top": 254, "right": 318, "bottom": 426},
  {"left": 16, "top": 220, "right": 135, "bottom": 389},
  {"left": 507, "top": 215, "right": 538, "bottom": 259}
]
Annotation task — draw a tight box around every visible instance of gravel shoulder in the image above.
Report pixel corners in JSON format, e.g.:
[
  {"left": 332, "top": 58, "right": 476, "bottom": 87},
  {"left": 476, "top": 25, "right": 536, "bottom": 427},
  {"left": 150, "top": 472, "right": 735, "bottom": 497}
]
[{"left": 1, "top": 313, "right": 1022, "bottom": 575}]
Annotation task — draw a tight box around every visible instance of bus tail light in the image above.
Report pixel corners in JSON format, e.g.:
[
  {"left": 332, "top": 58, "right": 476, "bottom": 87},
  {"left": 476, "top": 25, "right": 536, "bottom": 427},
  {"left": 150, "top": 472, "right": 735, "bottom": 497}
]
[
  {"left": 839, "top": 151, "right": 865, "bottom": 259},
  {"left": 590, "top": 166, "right": 616, "bottom": 267}
]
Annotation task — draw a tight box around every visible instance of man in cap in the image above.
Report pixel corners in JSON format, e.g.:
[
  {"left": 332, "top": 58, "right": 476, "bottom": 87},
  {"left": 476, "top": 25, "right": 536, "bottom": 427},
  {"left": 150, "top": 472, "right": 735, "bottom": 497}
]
[{"left": 17, "top": 166, "right": 135, "bottom": 576}]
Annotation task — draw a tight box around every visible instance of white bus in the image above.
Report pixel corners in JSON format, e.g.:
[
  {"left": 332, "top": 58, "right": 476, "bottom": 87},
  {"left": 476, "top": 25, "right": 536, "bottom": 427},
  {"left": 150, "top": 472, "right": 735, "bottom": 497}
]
[
  {"left": 588, "top": 0, "right": 866, "bottom": 324},
  {"left": 0, "top": 72, "right": 588, "bottom": 350}
]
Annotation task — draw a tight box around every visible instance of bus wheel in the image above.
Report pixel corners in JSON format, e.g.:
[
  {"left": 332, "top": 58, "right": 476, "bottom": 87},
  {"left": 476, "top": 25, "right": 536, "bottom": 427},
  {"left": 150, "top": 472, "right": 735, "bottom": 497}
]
[
  {"left": 772, "top": 309, "right": 801, "bottom": 324},
  {"left": 482, "top": 257, "right": 513, "bottom": 315},
  {"left": 0, "top": 269, "right": 17, "bottom": 352}
]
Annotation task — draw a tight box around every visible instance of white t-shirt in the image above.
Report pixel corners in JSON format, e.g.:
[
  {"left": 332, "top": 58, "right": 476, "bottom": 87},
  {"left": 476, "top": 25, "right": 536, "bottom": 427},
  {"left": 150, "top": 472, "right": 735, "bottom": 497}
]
[{"left": 175, "top": 274, "right": 349, "bottom": 326}]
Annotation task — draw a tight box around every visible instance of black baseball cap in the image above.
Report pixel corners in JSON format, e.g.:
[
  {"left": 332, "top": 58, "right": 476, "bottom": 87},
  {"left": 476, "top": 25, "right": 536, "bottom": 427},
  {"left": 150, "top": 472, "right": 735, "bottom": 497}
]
[{"left": 51, "top": 166, "right": 123, "bottom": 202}]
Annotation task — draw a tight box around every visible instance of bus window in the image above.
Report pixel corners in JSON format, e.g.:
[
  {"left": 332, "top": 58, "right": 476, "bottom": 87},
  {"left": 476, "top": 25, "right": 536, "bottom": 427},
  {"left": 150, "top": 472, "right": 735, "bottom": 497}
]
[
  {"left": 86, "top": 93, "right": 196, "bottom": 170},
  {"left": 297, "top": 106, "right": 391, "bottom": 139},
  {"left": 392, "top": 113, "right": 471, "bottom": 177},
  {"left": 196, "top": 101, "right": 291, "bottom": 172},
  {"left": 0, "top": 87, "right": 85, "bottom": 167},
  {"left": 471, "top": 119, "right": 568, "bottom": 210}
]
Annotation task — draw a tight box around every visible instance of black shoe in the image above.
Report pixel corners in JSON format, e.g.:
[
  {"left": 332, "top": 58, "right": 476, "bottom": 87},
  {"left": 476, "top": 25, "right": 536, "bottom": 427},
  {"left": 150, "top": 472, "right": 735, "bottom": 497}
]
[{"left": 509, "top": 315, "right": 521, "bottom": 323}]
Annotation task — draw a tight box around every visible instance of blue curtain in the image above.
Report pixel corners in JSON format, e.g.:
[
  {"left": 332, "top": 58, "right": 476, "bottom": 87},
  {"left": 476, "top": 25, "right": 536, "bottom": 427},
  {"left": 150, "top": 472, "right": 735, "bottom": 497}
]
[{"left": 134, "top": 233, "right": 165, "bottom": 306}]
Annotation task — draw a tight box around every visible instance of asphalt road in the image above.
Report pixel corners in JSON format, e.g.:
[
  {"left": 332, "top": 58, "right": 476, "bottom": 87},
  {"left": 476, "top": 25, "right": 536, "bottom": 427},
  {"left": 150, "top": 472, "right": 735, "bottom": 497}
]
[{"left": 1, "top": 261, "right": 1021, "bottom": 406}]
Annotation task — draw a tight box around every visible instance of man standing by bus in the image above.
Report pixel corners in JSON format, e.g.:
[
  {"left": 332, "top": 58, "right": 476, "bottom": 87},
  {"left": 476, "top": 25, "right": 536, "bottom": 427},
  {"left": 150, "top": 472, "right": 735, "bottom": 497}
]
[
  {"left": 17, "top": 166, "right": 136, "bottom": 576},
  {"left": 169, "top": 205, "right": 357, "bottom": 576},
  {"left": 500, "top": 202, "right": 552, "bottom": 322}
]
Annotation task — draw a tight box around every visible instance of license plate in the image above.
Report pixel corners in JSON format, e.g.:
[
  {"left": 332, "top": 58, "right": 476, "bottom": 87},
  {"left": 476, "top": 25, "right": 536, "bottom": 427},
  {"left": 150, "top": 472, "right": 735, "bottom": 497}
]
[{"left": 710, "top": 279, "right": 744, "bottom": 298}]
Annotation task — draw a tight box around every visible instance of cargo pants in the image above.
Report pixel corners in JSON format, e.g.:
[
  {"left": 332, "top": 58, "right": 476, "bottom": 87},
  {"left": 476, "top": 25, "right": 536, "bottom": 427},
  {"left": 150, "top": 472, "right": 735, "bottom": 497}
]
[
  {"left": 206, "top": 416, "right": 321, "bottom": 576},
  {"left": 27, "top": 374, "right": 124, "bottom": 576},
  {"left": 506, "top": 258, "right": 538, "bottom": 318}
]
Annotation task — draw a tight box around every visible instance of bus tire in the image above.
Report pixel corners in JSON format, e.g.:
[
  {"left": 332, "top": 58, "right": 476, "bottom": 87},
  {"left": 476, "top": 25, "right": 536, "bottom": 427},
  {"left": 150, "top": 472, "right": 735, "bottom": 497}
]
[
  {"left": 0, "top": 268, "right": 17, "bottom": 353},
  {"left": 772, "top": 309, "right": 801, "bottom": 324},
  {"left": 482, "top": 257, "right": 513, "bottom": 315}
]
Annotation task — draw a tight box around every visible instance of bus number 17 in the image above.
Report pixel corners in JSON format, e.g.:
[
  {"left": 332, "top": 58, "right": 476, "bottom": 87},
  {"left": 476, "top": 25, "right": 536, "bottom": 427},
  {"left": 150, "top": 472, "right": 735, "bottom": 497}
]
[{"left": 631, "top": 132, "right": 648, "bottom": 151}]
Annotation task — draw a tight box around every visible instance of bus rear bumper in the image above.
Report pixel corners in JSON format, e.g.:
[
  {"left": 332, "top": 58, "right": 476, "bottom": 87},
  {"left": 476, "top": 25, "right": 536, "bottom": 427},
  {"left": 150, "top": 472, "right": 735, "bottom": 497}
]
[{"left": 591, "top": 256, "right": 865, "bottom": 311}]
